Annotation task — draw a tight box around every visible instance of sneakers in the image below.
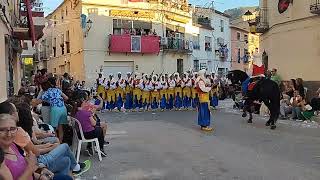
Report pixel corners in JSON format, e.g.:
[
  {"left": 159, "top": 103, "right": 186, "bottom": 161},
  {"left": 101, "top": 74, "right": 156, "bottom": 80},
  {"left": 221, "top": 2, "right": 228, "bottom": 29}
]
[
  {"left": 73, "top": 160, "right": 91, "bottom": 177},
  {"left": 103, "top": 141, "right": 110, "bottom": 146}
]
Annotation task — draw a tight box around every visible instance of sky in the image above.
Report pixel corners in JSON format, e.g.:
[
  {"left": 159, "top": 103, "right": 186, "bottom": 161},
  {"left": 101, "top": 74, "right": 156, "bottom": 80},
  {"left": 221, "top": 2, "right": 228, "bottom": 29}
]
[{"left": 44, "top": 0, "right": 258, "bottom": 15}]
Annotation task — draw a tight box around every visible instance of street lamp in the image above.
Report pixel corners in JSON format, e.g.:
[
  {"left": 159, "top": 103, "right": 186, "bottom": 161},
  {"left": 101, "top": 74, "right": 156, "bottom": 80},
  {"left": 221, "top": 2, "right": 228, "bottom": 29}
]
[
  {"left": 243, "top": 10, "right": 257, "bottom": 34},
  {"left": 84, "top": 19, "right": 93, "bottom": 37}
]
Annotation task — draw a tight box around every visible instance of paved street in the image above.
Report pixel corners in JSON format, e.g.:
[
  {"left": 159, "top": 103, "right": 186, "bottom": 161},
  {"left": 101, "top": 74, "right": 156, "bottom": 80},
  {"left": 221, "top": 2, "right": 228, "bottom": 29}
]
[{"left": 78, "top": 100, "right": 320, "bottom": 180}]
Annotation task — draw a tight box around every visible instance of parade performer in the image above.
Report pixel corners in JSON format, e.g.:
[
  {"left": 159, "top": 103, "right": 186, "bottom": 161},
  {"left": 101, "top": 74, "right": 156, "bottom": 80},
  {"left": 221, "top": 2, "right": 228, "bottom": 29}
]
[
  {"left": 174, "top": 73, "right": 183, "bottom": 110},
  {"left": 106, "top": 73, "right": 116, "bottom": 111},
  {"left": 124, "top": 72, "right": 133, "bottom": 111},
  {"left": 96, "top": 73, "right": 105, "bottom": 99},
  {"left": 142, "top": 74, "right": 151, "bottom": 111},
  {"left": 243, "top": 48, "right": 265, "bottom": 95},
  {"left": 115, "top": 72, "right": 125, "bottom": 111},
  {"left": 210, "top": 74, "right": 219, "bottom": 108},
  {"left": 191, "top": 72, "right": 199, "bottom": 109},
  {"left": 183, "top": 72, "right": 192, "bottom": 109},
  {"left": 160, "top": 75, "right": 168, "bottom": 111},
  {"left": 196, "top": 69, "right": 213, "bottom": 131},
  {"left": 167, "top": 74, "right": 175, "bottom": 110},
  {"left": 151, "top": 75, "right": 160, "bottom": 110},
  {"left": 133, "top": 73, "right": 143, "bottom": 111}
]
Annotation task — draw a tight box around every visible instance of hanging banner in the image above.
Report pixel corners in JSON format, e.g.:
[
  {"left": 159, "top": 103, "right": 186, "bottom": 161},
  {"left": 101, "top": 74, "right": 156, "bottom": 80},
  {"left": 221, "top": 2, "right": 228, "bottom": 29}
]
[
  {"left": 278, "top": 0, "right": 291, "bottom": 14},
  {"left": 131, "top": 36, "right": 141, "bottom": 53}
]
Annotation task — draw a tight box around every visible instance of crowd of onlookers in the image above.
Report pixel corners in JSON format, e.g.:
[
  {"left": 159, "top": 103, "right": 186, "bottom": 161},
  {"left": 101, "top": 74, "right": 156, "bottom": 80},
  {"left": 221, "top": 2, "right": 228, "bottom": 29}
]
[
  {"left": 0, "top": 69, "right": 109, "bottom": 180},
  {"left": 272, "top": 69, "right": 319, "bottom": 121}
]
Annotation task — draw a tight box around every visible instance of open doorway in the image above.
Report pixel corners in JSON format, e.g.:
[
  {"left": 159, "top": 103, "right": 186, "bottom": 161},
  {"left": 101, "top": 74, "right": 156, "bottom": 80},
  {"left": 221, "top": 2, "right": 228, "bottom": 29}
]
[{"left": 177, "top": 59, "right": 183, "bottom": 74}]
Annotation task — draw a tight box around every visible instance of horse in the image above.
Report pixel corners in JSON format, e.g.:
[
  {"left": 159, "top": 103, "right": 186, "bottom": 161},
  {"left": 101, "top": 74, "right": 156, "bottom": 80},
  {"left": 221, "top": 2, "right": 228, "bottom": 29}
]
[{"left": 227, "top": 70, "right": 281, "bottom": 130}]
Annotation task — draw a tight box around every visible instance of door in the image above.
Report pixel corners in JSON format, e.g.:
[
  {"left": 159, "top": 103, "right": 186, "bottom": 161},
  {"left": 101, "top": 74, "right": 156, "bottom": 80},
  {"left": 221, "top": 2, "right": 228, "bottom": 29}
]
[
  {"left": 177, "top": 59, "right": 183, "bottom": 74},
  {"left": 103, "top": 61, "right": 134, "bottom": 77}
]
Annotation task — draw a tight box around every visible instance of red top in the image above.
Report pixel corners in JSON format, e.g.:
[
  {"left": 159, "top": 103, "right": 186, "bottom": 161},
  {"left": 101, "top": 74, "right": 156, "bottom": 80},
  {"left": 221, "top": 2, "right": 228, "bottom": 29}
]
[{"left": 252, "top": 64, "right": 265, "bottom": 76}]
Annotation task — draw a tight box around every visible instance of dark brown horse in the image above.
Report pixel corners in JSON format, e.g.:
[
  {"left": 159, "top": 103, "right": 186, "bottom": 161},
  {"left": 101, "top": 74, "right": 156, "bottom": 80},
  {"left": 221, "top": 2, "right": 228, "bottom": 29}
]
[{"left": 227, "top": 70, "right": 281, "bottom": 130}]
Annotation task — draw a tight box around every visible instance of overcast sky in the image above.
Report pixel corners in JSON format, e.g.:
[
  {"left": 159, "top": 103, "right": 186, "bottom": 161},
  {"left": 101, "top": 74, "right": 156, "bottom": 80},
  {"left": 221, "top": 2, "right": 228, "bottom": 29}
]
[{"left": 43, "top": 0, "right": 258, "bottom": 15}]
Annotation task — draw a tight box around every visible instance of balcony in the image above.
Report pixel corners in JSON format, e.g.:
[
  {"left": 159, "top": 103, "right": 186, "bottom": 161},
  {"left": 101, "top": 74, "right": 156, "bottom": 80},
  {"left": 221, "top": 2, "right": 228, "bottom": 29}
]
[
  {"left": 310, "top": 0, "right": 320, "bottom": 14},
  {"left": 196, "top": 17, "right": 213, "bottom": 30},
  {"left": 40, "top": 51, "right": 48, "bottom": 60},
  {"left": 162, "top": 37, "right": 192, "bottom": 54},
  {"left": 12, "top": 0, "right": 45, "bottom": 44},
  {"left": 255, "top": 8, "right": 269, "bottom": 33},
  {"left": 109, "top": 34, "right": 160, "bottom": 54}
]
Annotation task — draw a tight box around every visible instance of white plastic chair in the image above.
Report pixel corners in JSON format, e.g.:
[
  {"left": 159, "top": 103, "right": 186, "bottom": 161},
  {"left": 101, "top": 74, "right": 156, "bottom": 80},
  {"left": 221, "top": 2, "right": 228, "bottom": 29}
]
[{"left": 70, "top": 117, "right": 102, "bottom": 162}]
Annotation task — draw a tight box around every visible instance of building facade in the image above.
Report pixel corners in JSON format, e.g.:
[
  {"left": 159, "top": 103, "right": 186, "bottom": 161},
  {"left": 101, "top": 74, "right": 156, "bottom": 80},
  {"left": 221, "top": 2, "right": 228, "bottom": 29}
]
[
  {"left": 255, "top": 0, "right": 320, "bottom": 95},
  {"left": 230, "top": 18, "right": 259, "bottom": 72},
  {"left": 191, "top": 7, "right": 231, "bottom": 75},
  {"left": 40, "top": 0, "right": 231, "bottom": 87}
]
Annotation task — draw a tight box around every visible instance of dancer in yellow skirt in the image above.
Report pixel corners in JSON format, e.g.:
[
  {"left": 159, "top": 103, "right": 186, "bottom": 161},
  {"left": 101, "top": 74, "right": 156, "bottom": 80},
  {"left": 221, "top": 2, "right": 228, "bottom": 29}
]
[
  {"left": 196, "top": 69, "right": 213, "bottom": 131},
  {"left": 142, "top": 74, "right": 151, "bottom": 111},
  {"left": 132, "top": 73, "right": 143, "bottom": 111},
  {"left": 182, "top": 72, "right": 192, "bottom": 109},
  {"left": 150, "top": 75, "right": 160, "bottom": 111},
  {"left": 124, "top": 72, "right": 133, "bottom": 111},
  {"left": 115, "top": 72, "right": 125, "bottom": 111},
  {"left": 191, "top": 72, "right": 199, "bottom": 109},
  {"left": 96, "top": 73, "right": 105, "bottom": 99},
  {"left": 106, "top": 73, "right": 116, "bottom": 111},
  {"left": 167, "top": 74, "right": 175, "bottom": 110},
  {"left": 159, "top": 75, "right": 168, "bottom": 111},
  {"left": 174, "top": 73, "right": 183, "bottom": 110}
]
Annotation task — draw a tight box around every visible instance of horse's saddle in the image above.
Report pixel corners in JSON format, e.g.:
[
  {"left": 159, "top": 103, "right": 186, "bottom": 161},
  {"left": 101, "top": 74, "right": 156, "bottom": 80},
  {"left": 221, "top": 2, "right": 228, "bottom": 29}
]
[{"left": 248, "top": 82, "right": 257, "bottom": 91}]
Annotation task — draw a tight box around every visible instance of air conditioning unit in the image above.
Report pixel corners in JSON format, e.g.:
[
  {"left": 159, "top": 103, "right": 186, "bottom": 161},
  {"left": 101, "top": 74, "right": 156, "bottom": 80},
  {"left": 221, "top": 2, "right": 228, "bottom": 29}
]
[{"left": 160, "top": 37, "right": 167, "bottom": 45}]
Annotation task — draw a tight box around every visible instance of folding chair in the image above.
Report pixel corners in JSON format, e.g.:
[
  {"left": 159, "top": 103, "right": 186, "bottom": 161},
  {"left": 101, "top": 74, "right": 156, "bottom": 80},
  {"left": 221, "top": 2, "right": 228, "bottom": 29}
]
[{"left": 70, "top": 117, "right": 102, "bottom": 162}]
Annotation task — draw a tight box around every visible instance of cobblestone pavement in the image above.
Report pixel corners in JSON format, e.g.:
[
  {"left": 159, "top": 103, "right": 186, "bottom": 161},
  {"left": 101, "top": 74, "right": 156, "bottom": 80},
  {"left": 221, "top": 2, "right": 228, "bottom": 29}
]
[{"left": 76, "top": 100, "right": 320, "bottom": 180}]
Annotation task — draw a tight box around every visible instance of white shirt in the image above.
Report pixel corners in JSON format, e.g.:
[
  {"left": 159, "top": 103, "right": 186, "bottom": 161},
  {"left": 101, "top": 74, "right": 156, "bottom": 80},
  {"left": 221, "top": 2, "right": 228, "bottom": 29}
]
[
  {"left": 169, "top": 79, "right": 176, "bottom": 89},
  {"left": 198, "top": 79, "right": 211, "bottom": 93}
]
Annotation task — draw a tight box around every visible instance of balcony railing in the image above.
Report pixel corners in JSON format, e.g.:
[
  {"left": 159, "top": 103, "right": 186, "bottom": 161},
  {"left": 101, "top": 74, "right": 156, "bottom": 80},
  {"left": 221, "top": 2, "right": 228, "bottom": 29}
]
[
  {"left": 40, "top": 51, "right": 48, "bottom": 60},
  {"left": 109, "top": 34, "right": 160, "bottom": 54},
  {"left": 196, "top": 17, "right": 213, "bottom": 29},
  {"left": 162, "top": 37, "right": 192, "bottom": 53},
  {"left": 310, "top": 0, "right": 320, "bottom": 14},
  {"left": 255, "top": 8, "right": 269, "bottom": 33}
]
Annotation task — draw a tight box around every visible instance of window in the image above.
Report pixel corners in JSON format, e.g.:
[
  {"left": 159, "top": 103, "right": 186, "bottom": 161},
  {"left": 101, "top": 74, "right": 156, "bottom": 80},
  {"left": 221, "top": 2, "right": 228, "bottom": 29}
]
[
  {"left": 220, "top": 20, "right": 224, "bottom": 32},
  {"left": 88, "top": 8, "right": 98, "bottom": 15},
  {"left": 112, "top": 19, "right": 152, "bottom": 35},
  {"left": 61, "top": 9, "right": 64, "bottom": 21},
  {"left": 237, "top": 48, "right": 241, "bottom": 63},
  {"left": 60, "top": 34, "right": 64, "bottom": 55},
  {"left": 244, "top": 34, "right": 248, "bottom": 42},
  {"left": 54, "top": 16, "right": 57, "bottom": 25},
  {"left": 193, "top": 60, "right": 199, "bottom": 72},
  {"left": 177, "top": 59, "right": 183, "bottom": 74},
  {"left": 237, "top": 32, "right": 241, "bottom": 41},
  {"left": 192, "top": 35, "right": 200, "bottom": 50},
  {"left": 66, "top": 30, "right": 70, "bottom": 53},
  {"left": 205, "top": 36, "right": 212, "bottom": 51},
  {"left": 66, "top": 6, "right": 68, "bottom": 16},
  {"left": 23, "top": 42, "right": 28, "bottom": 50},
  {"left": 53, "top": 38, "right": 56, "bottom": 57}
]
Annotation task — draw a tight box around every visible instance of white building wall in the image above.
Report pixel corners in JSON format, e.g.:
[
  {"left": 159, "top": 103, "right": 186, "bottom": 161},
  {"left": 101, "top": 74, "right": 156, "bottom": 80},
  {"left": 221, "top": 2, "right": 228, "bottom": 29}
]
[
  {"left": 82, "top": 5, "right": 191, "bottom": 86},
  {"left": 212, "top": 12, "right": 231, "bottom": 74},
  {"left": 0, "top": 21, "right": 9, "bottom": 101}
]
